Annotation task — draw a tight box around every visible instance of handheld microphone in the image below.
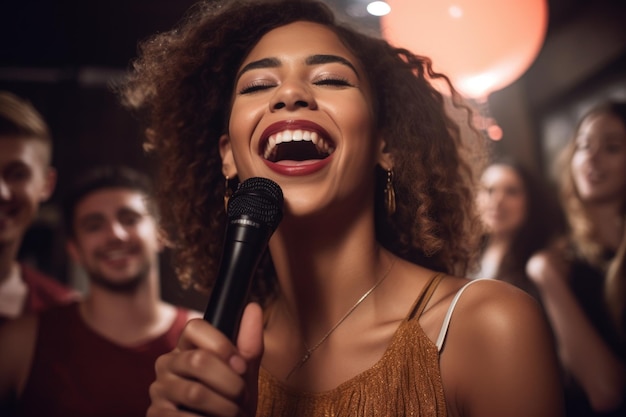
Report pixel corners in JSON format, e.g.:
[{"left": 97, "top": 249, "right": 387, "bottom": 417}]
[{"left": 203, "top": 177, "right": 284, "bottom": 341}]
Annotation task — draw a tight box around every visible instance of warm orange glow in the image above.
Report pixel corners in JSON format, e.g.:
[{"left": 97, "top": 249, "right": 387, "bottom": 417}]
[
  {"left": 380, "top": 0, "right": 548, "bottom": 100},
  {"left": 487, "top": 124, "right": 503, "bottom": 141}
]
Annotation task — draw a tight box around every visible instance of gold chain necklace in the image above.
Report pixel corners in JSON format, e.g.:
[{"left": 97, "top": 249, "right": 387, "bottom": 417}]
[{"left": 286, "top": 257, "right": 396, "bottom": 380}]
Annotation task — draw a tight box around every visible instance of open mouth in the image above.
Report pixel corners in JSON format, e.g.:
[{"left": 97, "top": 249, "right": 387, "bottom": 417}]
[
  {"left": 98, "top": 245, "right": 139, "bottom": 262},
  {"left": 263, "top": 129, "right": 335, "bottom": 163},
  {"left": 102, "top": 250, "right": 132, "bottom": 260}
]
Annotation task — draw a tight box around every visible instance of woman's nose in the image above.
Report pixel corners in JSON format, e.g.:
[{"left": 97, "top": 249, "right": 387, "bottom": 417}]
[
  {"left": 487, "top": 190, "right": 505, "bottom": 206},
  {"left": 270, "top": 81, "right": 317, "bottom": 111}
]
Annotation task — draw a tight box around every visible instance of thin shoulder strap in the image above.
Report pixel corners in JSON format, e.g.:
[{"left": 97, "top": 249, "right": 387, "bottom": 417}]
[
  {"left": 408, "top": 273, "right": 445, "bottom": 320},
  {"left": 435, "top": 279, "right": 485, "bottom": 352}
]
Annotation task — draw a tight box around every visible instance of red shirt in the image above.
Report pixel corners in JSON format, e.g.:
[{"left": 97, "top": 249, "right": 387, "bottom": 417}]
[
  {"left": 20, "top": 263, "right": 79, "bottom": 314},
  {"left": 16, "top": 303, "right": 189, "bottom": 417}
]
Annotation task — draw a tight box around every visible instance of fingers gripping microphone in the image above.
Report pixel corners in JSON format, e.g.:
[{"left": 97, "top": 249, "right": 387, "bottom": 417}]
[{"left": 203, "top": 177, "right": 283, "bottom": 341}]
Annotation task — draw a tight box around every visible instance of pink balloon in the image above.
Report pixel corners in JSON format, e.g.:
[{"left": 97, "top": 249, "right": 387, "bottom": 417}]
[{"left": 380, "top": 0, "right": 548, "bottom": 99}]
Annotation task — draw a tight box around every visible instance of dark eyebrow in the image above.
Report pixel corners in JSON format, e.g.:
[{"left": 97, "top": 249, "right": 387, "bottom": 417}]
[
  {"left": 77, "top": 213, "right": 105, "bottom": 228},
  {"left": 305, "top": 54, "right": 359, "bottom": 78},
  {"left": 117, "top": 206, "right": 147, "bottom": 218},
  {"left": 236, "top": 57, "right": 281, "bottom": 81},
  {"left": 236, "top": 54, "right": 359, "bottom": 82}
]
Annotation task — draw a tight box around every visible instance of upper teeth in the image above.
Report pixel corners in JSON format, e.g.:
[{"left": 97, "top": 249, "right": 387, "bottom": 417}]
[{"left": 264, "top": 129, "right": 335, "bottom": 160}]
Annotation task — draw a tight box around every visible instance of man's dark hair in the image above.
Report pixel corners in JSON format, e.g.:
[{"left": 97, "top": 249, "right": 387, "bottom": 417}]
[{"left": 62, "top": 165, "right": 155, "bottom": 237}]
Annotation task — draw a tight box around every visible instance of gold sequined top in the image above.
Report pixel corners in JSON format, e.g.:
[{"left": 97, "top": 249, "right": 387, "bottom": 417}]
[{"left": 257, "top": 273, "right": 447, "bottom": 417}]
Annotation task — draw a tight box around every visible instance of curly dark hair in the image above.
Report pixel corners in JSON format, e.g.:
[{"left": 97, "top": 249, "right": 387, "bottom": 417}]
[{"left": 119, "top": 0, "right": 487, "bottom": 301}]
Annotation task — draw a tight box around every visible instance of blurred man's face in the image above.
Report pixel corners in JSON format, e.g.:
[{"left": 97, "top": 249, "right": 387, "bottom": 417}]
[
  {"left": 67, "top": 188, "right": 162, "bottom": 292},
  {"left": 0, "top": 137, "right": 55, "bottom": 246}
]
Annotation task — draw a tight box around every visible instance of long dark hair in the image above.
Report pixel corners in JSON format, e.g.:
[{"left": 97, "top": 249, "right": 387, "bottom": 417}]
[
  {"left": 558, "top": 100, "right": 626, "bottom": 335},
  {"left": 480, "top": 158, "right": 565, "bottom": 295}
]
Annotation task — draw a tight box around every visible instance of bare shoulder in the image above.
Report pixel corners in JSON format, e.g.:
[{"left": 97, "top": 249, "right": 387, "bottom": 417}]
[
  {"left": 458, "top": 279, "right": 545, "bottom": 332},
  {"left": 438, "top": 279, "right": 563, "bottom": 417},
  {"left": 434, "top": 278, "right": 547, "bottom": 343},
  {"left": 0, "top": 314, "right": 39, "bottom": 401},
  {"left": 419, "top": 277, "right": 547, "bottom": 356},
  {"left": 427, "top": 276, "right": 541, "bottom": 320},
  {"left": 161, "top": 302, "right": 202, "bottom": 321}
]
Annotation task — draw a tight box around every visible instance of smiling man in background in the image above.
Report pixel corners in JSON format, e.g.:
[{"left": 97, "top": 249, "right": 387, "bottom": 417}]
[
  {"left": 0, "top": 91, "right": 77, "bottom": 324},
  {"left": 0, "top": 165, "right": 200, "bottom": 417}
]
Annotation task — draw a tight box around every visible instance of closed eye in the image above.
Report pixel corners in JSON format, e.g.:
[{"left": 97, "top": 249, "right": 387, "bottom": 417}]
[
  {"left": 605, "top": 139, "right": 625, "bottom": 153},
  {"left": 78, "top": 216, "right": 105, "bottom": 233},
  {"left": 239, "top": 80, "right": 276, "bottom": 95},
  {"left": 314, "top": 77, "right": 353, "bottom": 88}
]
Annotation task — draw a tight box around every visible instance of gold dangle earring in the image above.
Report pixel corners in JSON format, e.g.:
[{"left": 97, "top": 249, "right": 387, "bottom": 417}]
[
  {"left": 224, "top": 176, "right": 233, "bottom": 210},
  {"left": 384, "top": 169, "right": 396, "bottom": 216}
]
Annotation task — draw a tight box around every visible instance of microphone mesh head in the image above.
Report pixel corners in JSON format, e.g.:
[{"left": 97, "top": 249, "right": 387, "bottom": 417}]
[{"left": 227, "top": 177, "right": 284, "bottom": 231}]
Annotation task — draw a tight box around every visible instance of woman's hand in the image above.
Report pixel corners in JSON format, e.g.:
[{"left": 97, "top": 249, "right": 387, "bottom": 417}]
[
  {"left": 526, "top": 242, "right": 571, "bottom": 288},
  {"left": 146, "top": 303, "right": 264, "bottom": 417}
]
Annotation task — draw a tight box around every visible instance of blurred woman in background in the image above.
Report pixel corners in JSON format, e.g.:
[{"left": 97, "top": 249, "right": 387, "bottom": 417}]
[
  {"left": 527, "top": 101, "right": 626, "bottom": 416},
  {"left": 473, "top": 158, "right": 564, "bottom": 300}
]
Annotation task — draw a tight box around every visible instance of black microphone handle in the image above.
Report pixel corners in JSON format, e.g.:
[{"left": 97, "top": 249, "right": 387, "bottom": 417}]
[{"left": 203, "top": 219, "right": 272, "bottom": 341}]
